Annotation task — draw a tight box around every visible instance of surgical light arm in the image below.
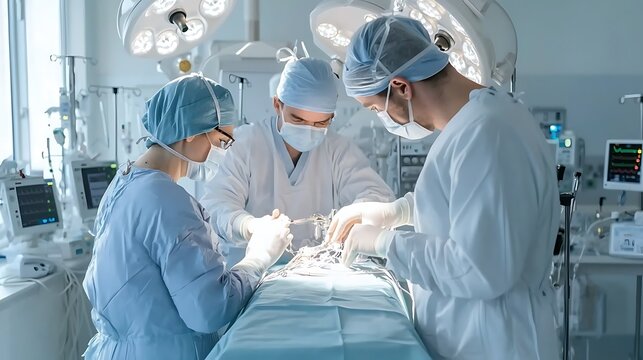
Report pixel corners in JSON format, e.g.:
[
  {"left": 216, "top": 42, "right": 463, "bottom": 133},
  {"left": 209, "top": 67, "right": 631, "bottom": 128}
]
[{"left": 620, "top": 94, "right": 643, "bottom": 104}]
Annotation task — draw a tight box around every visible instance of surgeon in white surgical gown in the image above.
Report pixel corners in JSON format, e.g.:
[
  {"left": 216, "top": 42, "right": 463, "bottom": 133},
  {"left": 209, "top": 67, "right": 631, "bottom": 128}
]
[
  {"left": 329, "top": 16, "right": 560, "bottom": 360},
  {"left": 202, "top": 55, "right": 394, "bottom": 266}
]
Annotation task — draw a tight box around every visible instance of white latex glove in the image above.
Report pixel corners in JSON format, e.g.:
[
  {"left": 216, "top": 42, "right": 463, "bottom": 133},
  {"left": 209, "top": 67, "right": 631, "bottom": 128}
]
[
  {"left": 328, "top": 194, "right": 413, "bottom": 245},
  {"left": 237, "top": 214, "right": 293, "bottom": 272},
  {"left": 341, "top": 224, "right": 393, "bottom": 267},
  {"left": 241, "top": 209, "right": 283, "bottom": 241}
]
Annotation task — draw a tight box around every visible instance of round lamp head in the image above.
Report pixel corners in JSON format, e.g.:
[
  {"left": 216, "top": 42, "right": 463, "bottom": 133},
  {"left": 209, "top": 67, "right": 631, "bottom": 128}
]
[
  {"left": 310, "top": 0, "right": 517, "bottom": 86},
  {"left": 117, "top": 0, "right": 236, "bottom": 60}
]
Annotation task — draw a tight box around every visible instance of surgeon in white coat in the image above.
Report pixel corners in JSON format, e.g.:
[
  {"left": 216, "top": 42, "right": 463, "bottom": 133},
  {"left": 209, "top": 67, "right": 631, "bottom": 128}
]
[
  {"left": 328, "top": 16, "right": 560, "bottom": 360},
  {"left": 202, "top": 56, "right": 394, "bottom": 266}
]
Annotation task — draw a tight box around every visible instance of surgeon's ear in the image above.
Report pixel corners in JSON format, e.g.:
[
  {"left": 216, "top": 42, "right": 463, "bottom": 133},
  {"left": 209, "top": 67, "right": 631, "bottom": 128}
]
[
  {"left": 272, "top": 96, "right": 281, "bottom": 115},
  {"left": 185, "top": 135, "right": 196, "bottom": 143},
  {"left": 391, "top": 78, "right": 412, "bottom": 100}
]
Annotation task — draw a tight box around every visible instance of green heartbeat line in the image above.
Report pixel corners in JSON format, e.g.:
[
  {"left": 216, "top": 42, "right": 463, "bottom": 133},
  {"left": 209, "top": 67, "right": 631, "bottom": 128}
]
[
  {"left": 613, "top": 147, "right": 641, "bottom": 154},
  {"left": 611, "top": 163, "right": 638, "bottom": 167}
]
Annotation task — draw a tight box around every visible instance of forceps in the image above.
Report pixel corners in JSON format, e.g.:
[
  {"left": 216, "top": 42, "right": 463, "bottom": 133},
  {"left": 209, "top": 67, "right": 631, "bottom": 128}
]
[{"left": 290, "top": 214, "right": 326, "bottom": 225}]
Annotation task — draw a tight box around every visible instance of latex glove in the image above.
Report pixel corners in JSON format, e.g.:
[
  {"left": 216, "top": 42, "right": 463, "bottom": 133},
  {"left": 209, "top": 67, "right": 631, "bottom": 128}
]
[
  {"left": 328, "top": 194, "right": 412, "bottom": 245},
  {"left": 241, "top": 209, "right": 283, "bottom": 241},
  {"left": 237, "top": 214, "right": 293, "bottom": 272},
  {"left": 341, "top": 224, "right": 393, "bottom": 267}
]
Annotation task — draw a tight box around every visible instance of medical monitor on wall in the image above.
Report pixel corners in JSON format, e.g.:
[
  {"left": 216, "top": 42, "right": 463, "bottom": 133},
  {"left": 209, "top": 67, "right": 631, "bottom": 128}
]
[
  {"left": 604, "top": 140, "right": 643, "bottom": 192},
  {"left": 71, "top": 160, "right": 118, "bottom": 221}
]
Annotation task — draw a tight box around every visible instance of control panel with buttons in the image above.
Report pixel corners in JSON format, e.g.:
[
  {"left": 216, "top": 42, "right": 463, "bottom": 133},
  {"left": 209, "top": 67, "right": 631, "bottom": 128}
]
[{"left": 398, "top": 140, "right": 431, "bottom": 196}]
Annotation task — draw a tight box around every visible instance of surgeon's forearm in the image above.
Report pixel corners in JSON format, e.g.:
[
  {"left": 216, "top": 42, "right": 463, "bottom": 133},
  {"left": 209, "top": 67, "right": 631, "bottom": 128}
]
[
  {"left": 231, "top": 212, "right": 254, "bottom": 243},
  {"left": 385, "top": 230, "right": 514, "bottom": 300},
  {"left": 383, "top": 193, "right": 415, "bottom": 228},
  {"left": 230, "top": 259, "right": 264, "bottom": 285},
  {"left": 400, "top": 192, "right": 415, "bottom": 225},
  {"left": 351, "top": 185, "right": 396, "bottom": 204}
]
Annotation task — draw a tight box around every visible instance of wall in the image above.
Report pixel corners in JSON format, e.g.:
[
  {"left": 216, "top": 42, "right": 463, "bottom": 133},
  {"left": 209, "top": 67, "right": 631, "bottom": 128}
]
[{"left": 498, "top": 0, "right": 643, "bottom": 76}]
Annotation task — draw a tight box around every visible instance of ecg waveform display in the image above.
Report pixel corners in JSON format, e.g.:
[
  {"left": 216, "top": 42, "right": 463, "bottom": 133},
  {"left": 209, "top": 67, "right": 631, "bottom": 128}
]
[
  {"left": 81, "top": 166, "right": 116, "bottom": 209},
  {"left": 607, "top": 143, "right": 643, "bottom": 184},
  {"left": 16, "top": 183, "right": 60, "bottom": 228}
]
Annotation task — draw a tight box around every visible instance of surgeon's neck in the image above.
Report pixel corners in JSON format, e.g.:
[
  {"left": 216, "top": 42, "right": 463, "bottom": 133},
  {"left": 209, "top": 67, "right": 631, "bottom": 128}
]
[
  {"left": 284, "top": 142, "right": 302, "bottom": 166},
  {"left": 417, "top": 68, "right": 484, "bottom": 131},
  {"left": 134, "top": 146, "right": 184, "bottom": 182}
]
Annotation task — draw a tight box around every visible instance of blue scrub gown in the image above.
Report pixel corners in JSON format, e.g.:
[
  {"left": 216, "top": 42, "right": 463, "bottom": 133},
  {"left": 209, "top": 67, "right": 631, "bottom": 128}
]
[{"left": 83, "top": 166, "right": 260, "bottom": 360}]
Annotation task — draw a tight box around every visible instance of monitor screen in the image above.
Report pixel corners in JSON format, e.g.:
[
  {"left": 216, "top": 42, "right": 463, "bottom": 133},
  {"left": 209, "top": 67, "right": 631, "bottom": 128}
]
[
  {"left": 16, "top": 182, "right": 60, "bottom": 228},
  {"left": 606, "top": 142, "right": 643, "bottom": 184},
  {"left": 81, "top": 166, "right": 117, "bottom": 209}
]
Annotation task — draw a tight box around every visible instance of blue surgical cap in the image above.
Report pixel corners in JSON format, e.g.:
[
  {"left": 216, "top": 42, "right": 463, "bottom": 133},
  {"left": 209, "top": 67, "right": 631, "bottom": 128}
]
[
  {"left": 343, "top": 16, "right": 449, "bottom": 98},
  {"left": 142, "top": 73, "right": 236, "bottom": 147},
  {"left": 276, "top": 58, "right": 338, "bottom": 113},
  {"left": 269, "top": 73, "right": 281, "bottom": 98}
]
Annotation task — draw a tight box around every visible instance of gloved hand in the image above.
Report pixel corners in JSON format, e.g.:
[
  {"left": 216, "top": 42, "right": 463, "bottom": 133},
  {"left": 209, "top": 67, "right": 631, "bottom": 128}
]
[
  {"left": 328, "top": 194, "right": 413, "bottom": 245},
  {"left": 241, "top": 209, "right": 284, "bottom": 241},
  {"left": 341, "top": 224, "right": 393, "bottom": 267},
  {"left": 237, "top": 214, "right": 293, "bottom": 272}
]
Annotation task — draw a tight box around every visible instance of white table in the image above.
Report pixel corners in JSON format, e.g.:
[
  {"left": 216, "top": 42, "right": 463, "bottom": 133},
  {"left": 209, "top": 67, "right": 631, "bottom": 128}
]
[
  {"left": 573, "top": 254, "right": 643, "bottom": 275},
  {"left": 0, "top": 255, "right": 93, "bottom": 360},
  {"left": 572, "top": 254, "right": 643, "bottom": 359}
]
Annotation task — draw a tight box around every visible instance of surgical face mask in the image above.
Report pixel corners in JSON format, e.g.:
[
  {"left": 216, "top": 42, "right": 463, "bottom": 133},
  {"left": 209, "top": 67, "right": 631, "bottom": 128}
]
[
  {"left": 277, "top": 109, "right": 328, "bottom": 152},
  {"left": 148, "top": 133, "right": 225, "bottom": 182},
  {"left": 377, "top": 84, "right": 433, "bottom": 140},
  {"left": 185, "top": 146, "right": 226, "bottom": 182}
]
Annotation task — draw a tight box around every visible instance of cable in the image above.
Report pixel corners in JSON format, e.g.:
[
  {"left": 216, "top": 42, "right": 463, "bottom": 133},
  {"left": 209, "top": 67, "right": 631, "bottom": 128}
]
[
  {"left": 552, "top": 216, "right": 618, "bottom": 288},
  {"left": 1, "top": 259, "right": 94, "bottom": 359},
  {"left": 56, "top": 262, "right": 94, "bottom": 359}
]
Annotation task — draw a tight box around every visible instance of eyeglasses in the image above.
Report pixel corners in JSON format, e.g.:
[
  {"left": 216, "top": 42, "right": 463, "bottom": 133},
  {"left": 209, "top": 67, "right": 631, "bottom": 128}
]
[{"left": 213, "top": 127, "right": 235, "bottom": 150}]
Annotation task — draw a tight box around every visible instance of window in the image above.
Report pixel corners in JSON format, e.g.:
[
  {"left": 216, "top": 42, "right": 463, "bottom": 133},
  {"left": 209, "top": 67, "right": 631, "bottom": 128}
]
[
  {"left": 24, "top": 0, "right": 63, "bottom": 171},
  {"left": 0, "top": 0, "right": 12, "bottom": 161}
]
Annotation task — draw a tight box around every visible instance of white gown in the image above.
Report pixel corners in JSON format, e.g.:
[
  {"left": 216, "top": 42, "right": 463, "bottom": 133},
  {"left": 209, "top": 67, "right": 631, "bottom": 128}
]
[
  {"left": 384, "top": 88, "right": 560, "bottom": 359},
  {"left": 202, "top": 117, "right": 395, "bottom": 266}
]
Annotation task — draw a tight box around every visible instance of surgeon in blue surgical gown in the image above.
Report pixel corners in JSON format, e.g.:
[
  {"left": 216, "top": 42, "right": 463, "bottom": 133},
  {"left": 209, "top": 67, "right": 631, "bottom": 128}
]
[{"left": 83, "top": 73, "right": 293, "bottom": 360}]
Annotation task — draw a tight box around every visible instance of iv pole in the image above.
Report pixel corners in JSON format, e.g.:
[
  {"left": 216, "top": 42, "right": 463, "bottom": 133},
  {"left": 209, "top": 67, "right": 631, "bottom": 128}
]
[
  {"left": 228, "top": 73, "right": 250, "bottom": 125},
  {"left": 88, "top": 85, "right": 142, "bottom": 164},
  {"left": 620, "top": 93, "right": 643, "bottom": 360},
  {"left": 49, "top": 55, "right": 96, "bottom": 202},
  {"left": 50, "top": 55, "right": 97, "bottom": 151}
]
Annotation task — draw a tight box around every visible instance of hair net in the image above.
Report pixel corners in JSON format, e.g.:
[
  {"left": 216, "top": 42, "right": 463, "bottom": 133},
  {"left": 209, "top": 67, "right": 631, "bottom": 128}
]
[
  {"left": 269, "top": 73, "right": 281, "bottom": 98},
  {"left": 142, "top": 73, "right": 236, "bottom": 148},
  {"left": 276, "top": 57, "right": 338, "bottom": 113},
  {"left": 343, "top": 16, "right": 449, "bottom": 98}
]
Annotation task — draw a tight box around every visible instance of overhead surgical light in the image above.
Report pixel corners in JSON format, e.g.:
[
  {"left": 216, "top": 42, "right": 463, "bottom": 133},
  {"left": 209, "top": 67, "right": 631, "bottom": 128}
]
[
  {"left": 310, "top": 0, "right": 517, "bottom": 87},
  {"left": 117, "top": 0, "right": 237, "bottom": 59}
]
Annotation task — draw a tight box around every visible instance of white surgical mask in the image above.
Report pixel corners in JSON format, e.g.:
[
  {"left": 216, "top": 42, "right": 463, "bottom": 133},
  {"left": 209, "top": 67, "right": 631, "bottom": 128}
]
[
  {"left": 185, "top": 146, "right": 226, "bottom": 182},
  {"left": 145, "top": 133, "right": 225, "bottom": 182},
  {"left": 277, "top": 109, "right": 328, "bottom": 152},
  {"left": 377, "top": 84, "right": 432, "bottom": 140}
]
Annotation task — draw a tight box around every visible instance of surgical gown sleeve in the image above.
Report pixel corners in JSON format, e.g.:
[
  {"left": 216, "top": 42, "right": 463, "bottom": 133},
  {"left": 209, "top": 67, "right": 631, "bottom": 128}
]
[
  {"left": 331, "top": 136, "right": 395, "bottom": 206},
  {"left": 201, "top": 126, "right": 253, "bottom": 245},
  {"left": 147, "top": 186, "right": 258, "bottom": 333},
  {"left": 384, "top": 121, "right": 538, "bottom": 300}
]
